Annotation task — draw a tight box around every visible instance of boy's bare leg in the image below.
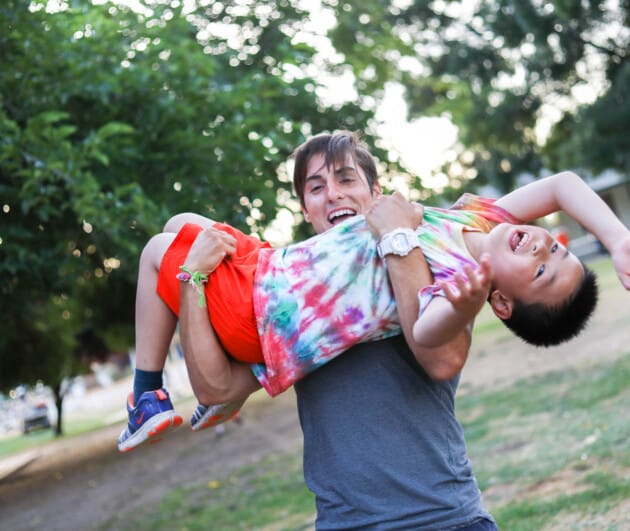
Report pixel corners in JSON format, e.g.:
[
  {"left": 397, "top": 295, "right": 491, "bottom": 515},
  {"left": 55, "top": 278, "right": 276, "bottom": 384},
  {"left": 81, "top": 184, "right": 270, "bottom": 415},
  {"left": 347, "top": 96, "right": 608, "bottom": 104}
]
[
  {"left": 134, "top": 233, "right": 179, "bottom": 373},
  {"left": 133, "top": 213, "right": 220, "bottom": 375},
  {"left": 163, "top": 212, "right": 217, "bottom": 233},
  {"left": 118, "top": 232, "right": 183, "bottom": 452},
  {"left": 141, "top": 213, "right": 261, "bottom": 429}
]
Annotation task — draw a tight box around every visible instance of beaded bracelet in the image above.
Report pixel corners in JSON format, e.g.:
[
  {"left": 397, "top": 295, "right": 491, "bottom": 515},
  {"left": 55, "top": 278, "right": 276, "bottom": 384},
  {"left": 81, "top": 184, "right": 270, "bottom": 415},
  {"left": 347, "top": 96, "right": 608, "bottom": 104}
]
[{"left": 177, "top": 266, "right": 208, "bottom": 308}]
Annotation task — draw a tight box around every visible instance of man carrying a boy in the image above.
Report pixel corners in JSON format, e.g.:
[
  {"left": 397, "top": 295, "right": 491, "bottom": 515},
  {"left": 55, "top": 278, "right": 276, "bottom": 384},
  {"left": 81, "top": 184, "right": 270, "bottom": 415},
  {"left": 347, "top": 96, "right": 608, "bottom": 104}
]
[{"left": 179, "top": 131, "right": 496, "bottom": 530}]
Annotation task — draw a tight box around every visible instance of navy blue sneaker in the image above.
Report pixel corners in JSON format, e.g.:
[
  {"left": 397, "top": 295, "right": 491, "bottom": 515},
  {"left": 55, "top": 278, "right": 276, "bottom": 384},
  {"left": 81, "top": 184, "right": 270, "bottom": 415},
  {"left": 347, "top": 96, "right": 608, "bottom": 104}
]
[
  {"left": 190, "top": 398, "right": 245, "bottom": 432},
  {"left": 117, "top": 388, "right": 183, "bottom": 452}
]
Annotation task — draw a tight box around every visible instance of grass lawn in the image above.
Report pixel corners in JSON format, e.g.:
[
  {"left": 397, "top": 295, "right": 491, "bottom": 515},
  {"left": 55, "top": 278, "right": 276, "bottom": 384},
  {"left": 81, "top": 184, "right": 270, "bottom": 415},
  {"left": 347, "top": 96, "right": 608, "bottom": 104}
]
[
  {"left": 0, "top": 414, "right": 112, "bottom": 458},
  {"left": 109, "top": 352, "right": 629, "bottom": 530},
  {"left": 112, "top": 258, "right": 629, "bottom": 530},
  {"left": 461, "top": 355, "right": 630, "bottom": 530},
  {"left": 5, "top": 257, "right": 627, "bottom": 530}
]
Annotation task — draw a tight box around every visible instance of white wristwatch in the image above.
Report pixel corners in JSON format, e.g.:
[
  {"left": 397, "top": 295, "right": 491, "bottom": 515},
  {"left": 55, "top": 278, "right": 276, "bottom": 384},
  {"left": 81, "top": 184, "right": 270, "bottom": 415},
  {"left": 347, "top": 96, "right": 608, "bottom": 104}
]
[{"left": 377, "top": 228, "right": 420, "bottom": 258}]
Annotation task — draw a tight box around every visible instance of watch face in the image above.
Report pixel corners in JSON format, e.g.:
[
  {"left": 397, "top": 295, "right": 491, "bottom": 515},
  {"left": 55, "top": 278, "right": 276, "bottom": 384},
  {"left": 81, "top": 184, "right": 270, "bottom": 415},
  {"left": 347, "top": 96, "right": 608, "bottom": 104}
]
[{"left": 393, "top": 233, "right": 407, "bottom": 252}]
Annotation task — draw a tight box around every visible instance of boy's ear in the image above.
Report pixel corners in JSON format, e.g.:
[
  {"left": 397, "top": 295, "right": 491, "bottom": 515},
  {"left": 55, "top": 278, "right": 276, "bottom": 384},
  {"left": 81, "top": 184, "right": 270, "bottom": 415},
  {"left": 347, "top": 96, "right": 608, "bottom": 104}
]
[{"left": 489, "top": 290, "right": 513, "bottom": 320}]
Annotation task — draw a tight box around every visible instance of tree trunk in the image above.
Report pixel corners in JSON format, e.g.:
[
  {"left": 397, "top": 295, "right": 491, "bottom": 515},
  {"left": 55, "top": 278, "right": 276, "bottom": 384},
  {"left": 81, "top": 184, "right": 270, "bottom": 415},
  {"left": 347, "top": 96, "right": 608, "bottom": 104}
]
[{"left": 52, "top": 381, "right": 64, "bottom": 437}]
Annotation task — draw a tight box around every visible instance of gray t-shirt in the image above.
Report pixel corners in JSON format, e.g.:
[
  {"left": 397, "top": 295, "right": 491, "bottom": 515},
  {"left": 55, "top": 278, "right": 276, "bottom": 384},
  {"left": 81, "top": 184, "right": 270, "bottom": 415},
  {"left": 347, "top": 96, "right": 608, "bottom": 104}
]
[{"left": 295, "top": 336, "right": 494, "bottom": 530}]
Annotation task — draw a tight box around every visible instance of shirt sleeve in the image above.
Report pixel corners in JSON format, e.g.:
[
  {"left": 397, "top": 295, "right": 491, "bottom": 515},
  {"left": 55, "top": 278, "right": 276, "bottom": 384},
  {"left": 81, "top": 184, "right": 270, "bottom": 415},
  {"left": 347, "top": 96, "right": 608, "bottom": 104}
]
[{"left": 417, "top": 284, "right": 445, "bottom": 319}]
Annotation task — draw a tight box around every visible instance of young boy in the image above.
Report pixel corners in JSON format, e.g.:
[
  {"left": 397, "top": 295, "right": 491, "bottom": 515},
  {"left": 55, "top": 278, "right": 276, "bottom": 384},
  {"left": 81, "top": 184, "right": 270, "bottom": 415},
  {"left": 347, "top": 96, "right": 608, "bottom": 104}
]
[{"left": 118, "top": 171, "right": 630, "bottom": 452}]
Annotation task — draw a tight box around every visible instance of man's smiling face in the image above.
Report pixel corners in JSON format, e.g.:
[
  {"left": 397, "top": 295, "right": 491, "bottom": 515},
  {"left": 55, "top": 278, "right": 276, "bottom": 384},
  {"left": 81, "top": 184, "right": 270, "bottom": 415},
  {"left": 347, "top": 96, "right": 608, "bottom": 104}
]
[{"left": 301, "top": 152, "right": 381, "bottom": 235}]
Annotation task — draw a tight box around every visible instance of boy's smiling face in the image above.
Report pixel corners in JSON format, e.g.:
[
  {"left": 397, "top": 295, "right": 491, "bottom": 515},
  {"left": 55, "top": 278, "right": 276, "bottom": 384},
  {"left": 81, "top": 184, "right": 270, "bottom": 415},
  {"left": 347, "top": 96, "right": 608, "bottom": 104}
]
[{"left": 485, "top": 223, "right": 585, "bottom": 314}]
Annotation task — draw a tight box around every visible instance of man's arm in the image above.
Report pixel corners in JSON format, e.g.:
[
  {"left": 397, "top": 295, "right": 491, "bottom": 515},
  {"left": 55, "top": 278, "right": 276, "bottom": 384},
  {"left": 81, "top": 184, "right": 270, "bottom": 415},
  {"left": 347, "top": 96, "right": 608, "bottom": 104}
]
[
  {"left": 178, "top": 229, "right": 261, "bottom": 405},
  {"left": 179, "top": 285, "right": 261, "bottom": 405},
  {"left": 366, "top": 193, "right": 472, "bottom": 381}
]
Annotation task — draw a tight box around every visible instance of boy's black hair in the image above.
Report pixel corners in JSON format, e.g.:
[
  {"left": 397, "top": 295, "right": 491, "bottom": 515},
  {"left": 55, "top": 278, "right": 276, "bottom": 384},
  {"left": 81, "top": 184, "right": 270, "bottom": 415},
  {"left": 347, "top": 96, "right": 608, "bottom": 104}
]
[
  {"left": 292, "top": 131, "right": 378, "bottom": 207},
  {"left": 502, "top": 266, "right": 599, "bottom": 347}
]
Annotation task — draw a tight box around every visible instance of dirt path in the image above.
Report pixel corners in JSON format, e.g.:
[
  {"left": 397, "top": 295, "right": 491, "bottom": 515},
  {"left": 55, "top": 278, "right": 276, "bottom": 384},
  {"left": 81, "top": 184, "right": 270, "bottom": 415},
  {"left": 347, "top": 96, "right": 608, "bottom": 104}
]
[
  {"left": 0, "top": 391, "right": 302, "bottom": 530},
  {"left": 1, "top": 261, "right": 628, "bottom": 531}
]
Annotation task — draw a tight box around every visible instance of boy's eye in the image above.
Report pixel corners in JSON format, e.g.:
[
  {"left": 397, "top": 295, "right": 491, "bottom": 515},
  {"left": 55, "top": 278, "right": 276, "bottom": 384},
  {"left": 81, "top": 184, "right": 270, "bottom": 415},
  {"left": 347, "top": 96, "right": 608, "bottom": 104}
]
[
  {"left": 309, "top": 184, "right": 322, "bottom": 193},
  {"left": 551, "top": 242, "right": 559, "bottom": 253},
  {"left": 536, "top": 264, "right": 546, "bottom": 278}
]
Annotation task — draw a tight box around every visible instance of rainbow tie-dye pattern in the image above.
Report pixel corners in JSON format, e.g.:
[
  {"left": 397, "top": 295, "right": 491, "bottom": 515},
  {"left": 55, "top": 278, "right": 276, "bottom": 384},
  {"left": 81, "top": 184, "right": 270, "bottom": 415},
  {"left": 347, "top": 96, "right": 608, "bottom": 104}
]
[{"left": 251, "top": 194, "right": 521, "bottom": 396}]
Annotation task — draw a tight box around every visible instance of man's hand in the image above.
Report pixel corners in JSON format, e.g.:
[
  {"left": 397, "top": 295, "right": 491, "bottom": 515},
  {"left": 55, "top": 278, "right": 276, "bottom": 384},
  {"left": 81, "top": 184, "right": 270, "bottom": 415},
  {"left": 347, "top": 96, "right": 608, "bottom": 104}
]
[
  {"left": 439, "top": 254, "right": 493, "bottom": 320},
  {"left": 365, "top": 191, "right": 424, "bottom": 239},
  {"left": 183, "top": 227, "right": 237, "bottom": 274}
]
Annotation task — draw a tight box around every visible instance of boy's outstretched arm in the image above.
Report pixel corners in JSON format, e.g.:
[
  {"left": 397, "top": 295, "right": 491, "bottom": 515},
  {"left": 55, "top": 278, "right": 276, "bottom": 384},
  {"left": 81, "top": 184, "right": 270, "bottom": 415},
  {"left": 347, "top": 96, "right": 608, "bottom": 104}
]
[
  {"left": 412, "top": 256, "right": 492, "bottom": 349},
  {"left": 366, "top": 193, "right": 472, "bottom": 381},
  {"left": 495, "top": 171, "right": 630, "bottom": 289}
]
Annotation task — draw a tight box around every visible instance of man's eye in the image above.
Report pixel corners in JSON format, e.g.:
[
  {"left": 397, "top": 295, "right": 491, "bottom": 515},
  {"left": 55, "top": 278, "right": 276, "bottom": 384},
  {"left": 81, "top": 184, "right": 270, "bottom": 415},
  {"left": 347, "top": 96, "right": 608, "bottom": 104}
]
[
  {"left": 536, "top": 264, "right": 545, "bottom": 278},
  {"left": 551, "top": 242, "right": 559, "bottom": 253},
  {"left": 309, "top": 185, "right": 322, "bottom": 193}
]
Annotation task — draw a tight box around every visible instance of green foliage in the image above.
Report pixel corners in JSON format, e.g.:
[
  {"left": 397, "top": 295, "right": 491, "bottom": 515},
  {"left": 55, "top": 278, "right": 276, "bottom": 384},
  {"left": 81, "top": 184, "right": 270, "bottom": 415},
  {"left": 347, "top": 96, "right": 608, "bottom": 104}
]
[
  {"left": 327, "top": 0, "right": 629, "bottom": 192},
  {"left": 4, "top": 0, "right": 626, "bottom": 434},
  {"left": 0, "top": 0, "right": 375, "bottom": 424},
  {"left": 545, "top": 62, "right": 630, "bottom": 173}
]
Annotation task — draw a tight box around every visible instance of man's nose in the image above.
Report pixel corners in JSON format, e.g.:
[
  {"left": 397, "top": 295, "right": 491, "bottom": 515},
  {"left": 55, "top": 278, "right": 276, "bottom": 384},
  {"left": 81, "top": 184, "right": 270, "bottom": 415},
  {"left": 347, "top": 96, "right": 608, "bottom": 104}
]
[{"left": 327, "top": 181, "right": 344, "bottom": 200}]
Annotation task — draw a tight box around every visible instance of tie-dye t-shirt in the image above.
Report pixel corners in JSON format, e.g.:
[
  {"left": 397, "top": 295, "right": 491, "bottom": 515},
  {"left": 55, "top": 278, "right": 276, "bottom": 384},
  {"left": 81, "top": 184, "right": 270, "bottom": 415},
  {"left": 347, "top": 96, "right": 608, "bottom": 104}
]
[{"left": 251, "top": 194, "right": 521, "bottom": 396}]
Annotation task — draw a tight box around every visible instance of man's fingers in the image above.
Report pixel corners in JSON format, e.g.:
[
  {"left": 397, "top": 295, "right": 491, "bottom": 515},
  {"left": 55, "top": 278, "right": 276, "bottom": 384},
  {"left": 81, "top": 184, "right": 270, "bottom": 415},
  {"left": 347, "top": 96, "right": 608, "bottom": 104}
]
[
  {"left": 391, "top": 190, "right": 405, "bottom": 201},
  {"left": 411, "top": 202, "right": 424, "bottom": 221}
]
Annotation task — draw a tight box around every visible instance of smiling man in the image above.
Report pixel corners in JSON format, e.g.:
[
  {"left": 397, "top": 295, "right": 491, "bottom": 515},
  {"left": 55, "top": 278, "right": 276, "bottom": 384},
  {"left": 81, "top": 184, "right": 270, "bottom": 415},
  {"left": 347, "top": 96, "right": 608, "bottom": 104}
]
[
  {"left": 167, "top": 131, "right": 629, "bottom": 529},
  {"left": 168, "top": 131, "right": 493, "bottom": 529},
  {"left": 284, "top": 131, "right": 495, "bottom": 529}
]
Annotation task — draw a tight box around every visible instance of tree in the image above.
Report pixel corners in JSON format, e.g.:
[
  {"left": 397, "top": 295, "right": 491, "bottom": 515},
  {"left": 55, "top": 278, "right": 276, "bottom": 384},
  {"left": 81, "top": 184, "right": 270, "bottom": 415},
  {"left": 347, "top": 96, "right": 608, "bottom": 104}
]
[
  {"left": 0, "top": 0, "right": 375, "bottom": 433},
  {"left": 544, "top": 60, "right": 630, "bottom": 173},
  {"left": 324, "top": 0, "right": 629, "bottom": 193}
]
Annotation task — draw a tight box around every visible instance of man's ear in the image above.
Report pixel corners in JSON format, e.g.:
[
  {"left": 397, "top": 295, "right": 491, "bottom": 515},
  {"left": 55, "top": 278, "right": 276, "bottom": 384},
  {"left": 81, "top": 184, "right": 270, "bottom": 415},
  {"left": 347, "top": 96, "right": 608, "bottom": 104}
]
[
  {"left": 301, "top": 205, "right": 311, "bottom": 223},
  {"left": 372, "top": 181, "right": 382, "bottom": 196},
  {"left": 489, "top": 290, "right": 513, "bottom": 320}
]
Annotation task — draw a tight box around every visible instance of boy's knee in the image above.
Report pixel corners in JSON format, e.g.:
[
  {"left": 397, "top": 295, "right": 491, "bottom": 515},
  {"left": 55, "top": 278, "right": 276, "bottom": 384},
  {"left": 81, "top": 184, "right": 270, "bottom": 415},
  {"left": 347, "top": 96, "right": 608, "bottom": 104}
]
[
  {"left": 163, "top": 212, "right": 215, "bottom": 233},
  {"left": 163, "top": 213, "right": 189, "bottom": 233},
  {"left": 140, "top": 233, "right": 174, "bottom": 269}
]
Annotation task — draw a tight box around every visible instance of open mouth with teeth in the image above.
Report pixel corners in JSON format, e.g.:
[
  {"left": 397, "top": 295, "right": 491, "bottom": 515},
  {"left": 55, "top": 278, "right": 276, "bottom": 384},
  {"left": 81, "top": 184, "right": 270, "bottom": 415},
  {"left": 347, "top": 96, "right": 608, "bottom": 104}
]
[
  {"left": 510, "top": 230, "right": 529, "bottom": 252},
  {"left": 328, "top": 208, "right": 356, "bottom": 224}
]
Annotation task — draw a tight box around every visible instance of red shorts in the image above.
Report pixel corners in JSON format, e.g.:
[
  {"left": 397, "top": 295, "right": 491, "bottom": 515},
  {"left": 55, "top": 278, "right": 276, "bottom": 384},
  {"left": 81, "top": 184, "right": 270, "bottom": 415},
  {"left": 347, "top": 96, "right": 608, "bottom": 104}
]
[{"left": 156, "top": 222, "right": 271, "bottom": 364}]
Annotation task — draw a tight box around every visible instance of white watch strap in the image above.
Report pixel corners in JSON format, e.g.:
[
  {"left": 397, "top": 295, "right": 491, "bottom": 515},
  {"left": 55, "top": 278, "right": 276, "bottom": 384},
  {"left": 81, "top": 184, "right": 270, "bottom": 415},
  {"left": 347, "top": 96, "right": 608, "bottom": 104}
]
[{"left": 377, "top": 228, "right": 420, "bottom": 258}]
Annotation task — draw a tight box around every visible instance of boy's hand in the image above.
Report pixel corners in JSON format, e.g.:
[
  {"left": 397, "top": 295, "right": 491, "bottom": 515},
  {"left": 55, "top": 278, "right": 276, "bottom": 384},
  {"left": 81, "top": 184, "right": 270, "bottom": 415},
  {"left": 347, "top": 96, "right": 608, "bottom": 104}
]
[
  {"left": 439, "top": 255, "right": 493, "bottom": 319},
  {"left": 184, "top": 227, "right": 237, "bottom": 274},
  {"left": 611, "top": 235, "right": 630, "bottom": 290},
  {"left": 366, "top": 191, "right": 424, "bottom": 239}
]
